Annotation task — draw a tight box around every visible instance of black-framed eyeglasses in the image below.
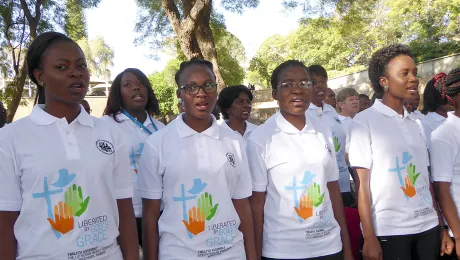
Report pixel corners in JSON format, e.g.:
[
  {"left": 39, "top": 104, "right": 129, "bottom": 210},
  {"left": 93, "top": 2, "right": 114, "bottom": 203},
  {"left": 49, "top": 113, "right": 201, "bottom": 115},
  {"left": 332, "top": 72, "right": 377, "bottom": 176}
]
[
  {"left": 180, "top": 82, "right": 218, "bottom": 95},
  {"left": 277, "top": 80, "right": 313, "bottom": 89},
  {"left": 312, "top": 78, "right": 327, "bottom": 86}
]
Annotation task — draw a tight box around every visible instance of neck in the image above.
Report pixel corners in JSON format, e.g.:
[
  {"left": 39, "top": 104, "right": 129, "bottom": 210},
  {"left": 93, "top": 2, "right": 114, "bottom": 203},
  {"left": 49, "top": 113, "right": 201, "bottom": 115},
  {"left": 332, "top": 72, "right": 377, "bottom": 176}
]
[
  {"left": 454, "top": 107, "right": 460, "bottom": 118},
  {"left": 125, "top": 108, "right": 147, "bottom": 123},
  {"left": 434, "top": 108, "right": 449, "bottom": 118},
  {"left": 382, "top": 93, "right": 404, "bottom": 115},
  {"left": 227, "top": 117, "right": 246, "bottom": 136},
  {"left": 280, "top": 110, "right": 306, "bottom": 131},
  {"left": 183, "top": 113, "right": 212, "bottom": 133},
  {"left": 312, "top": 100, "right": 323, "bottom": 108},
  {"left": 43, "top": 102, "right": 81, "bottom": 123},
  {"left": 340, "top": 110, "right": 355, "bottom": 118}
]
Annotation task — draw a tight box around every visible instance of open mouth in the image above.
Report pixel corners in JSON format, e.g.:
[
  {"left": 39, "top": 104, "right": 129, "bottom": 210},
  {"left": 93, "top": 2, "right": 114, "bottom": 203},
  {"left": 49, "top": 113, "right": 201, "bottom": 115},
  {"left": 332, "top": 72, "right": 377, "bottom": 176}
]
[
  {"left": 291, "top": 97, "right": 306, "bottom": 106},
  {"left": 196, "top": 101, "right": 209, "bottom": 111},
  {"left": 133, "top": 94, "right": 144, "bottom": 101},
  {"left": 69, "top": 83, "right": 87, "bottom": 93}
]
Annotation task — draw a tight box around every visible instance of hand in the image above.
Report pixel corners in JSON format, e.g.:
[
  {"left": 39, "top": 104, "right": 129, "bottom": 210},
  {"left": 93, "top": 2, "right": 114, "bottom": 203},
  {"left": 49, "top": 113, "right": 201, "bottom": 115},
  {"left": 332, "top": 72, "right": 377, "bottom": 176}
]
[
  {"left": 47, "top": 201, "right": 74, "bottom": 235},
  {"left": 362, "top": 236, "right": 382, "bottom": 260},
  {"left": 400, "top": 176, "right": 416, "bottom": 198},
  {"left": 198, "top": 192, "right": 218, "bottom": 221},
  {"left": 334, "top": 136, "right": 341, "bottom": 153},
  {"left": 308, "top": 183, "right": 325, "bottom": 207},
  {"left": 65, "top": 184, "right": 90, "bottom": 216},
  {"left": 182, "top": 207, "right": 205, "bottom": 236},
  {"left": 294, "top": 195, "right": 313, "bottom": 220},
  {"left": 440, "top": 229, "right": 453, "bottom": 256},
  {"left": 406, "top": 163, "right": 420, "bottom": 185}
]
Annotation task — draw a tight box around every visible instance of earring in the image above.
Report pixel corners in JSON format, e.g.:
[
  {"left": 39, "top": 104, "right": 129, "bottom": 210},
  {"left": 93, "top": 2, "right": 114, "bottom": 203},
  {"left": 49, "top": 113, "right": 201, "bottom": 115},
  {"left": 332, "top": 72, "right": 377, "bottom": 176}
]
[
  {"left": 178, "top": 98, "right": 183, "bottom": 104},
  {"left": 384, "top": 85, "right": 389, "bottom": 92}
]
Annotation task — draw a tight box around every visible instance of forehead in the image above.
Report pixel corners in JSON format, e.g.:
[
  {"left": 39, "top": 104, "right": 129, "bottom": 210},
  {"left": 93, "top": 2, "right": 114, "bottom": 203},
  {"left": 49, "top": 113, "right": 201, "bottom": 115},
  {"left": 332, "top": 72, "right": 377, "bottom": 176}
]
[
  {"left": 326, "top": 89, "right": 335, "bottom": 95},
  {"left": 42, "top": 41, "right": 85, "bottom": 62},
  {"left": 387, "top": 55, "right": 416, "bottom": 71},
  {"left": 180, "top": 64, "right": 215, "bottom": 84},
  {"left": 121, "top": 72, "right": 140, "bottom": 82},
  {"left": 279, "top": 66, "right": 309, "bottom": 81}
]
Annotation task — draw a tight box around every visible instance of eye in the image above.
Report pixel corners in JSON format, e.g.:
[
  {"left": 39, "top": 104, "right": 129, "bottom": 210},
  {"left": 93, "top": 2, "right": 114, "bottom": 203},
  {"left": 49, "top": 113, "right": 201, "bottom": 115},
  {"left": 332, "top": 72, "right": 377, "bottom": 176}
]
[
  {"left": 78, "top": 64, "right": 88, "bottom": 69},
  {"left": 56, "top": 65, "right": 67, "bottom": 70}
]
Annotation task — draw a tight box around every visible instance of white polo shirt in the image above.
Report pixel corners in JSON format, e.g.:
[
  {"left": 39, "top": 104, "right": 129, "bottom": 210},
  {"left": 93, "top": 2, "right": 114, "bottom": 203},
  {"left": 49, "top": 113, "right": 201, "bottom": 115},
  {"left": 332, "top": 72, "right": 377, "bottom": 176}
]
[
  {"left": 247, "top": 112, "right": 342, "bottom": 259},
  {"left": 308, "top": 103, "right": 350, "bottom": 193},
  {"left": 413, "top": 110, "right": 425, "bottom": 120},
  {"left": 430, "top": 113, "right": 460, "bottom": 234},
  {"left": 220, "top": 120, "right": 257, "bottom": 140},
  {"left": 137, "top": 114, "right": 252, "bottom": 260},
  {"left": 349, "top": 99, "right": 438, "bottom": 236},
  {"left": 421, "top": 112, "right": 446, "bottom": 152},
  {"left": 101, "top": 112, "right": 165, "bottom": 218},
  {"left": 338, "top": 114, "right": 352, "bottom": 154},
  {"left": 0, "top": 105, "right": 132, "bottom": 260}
]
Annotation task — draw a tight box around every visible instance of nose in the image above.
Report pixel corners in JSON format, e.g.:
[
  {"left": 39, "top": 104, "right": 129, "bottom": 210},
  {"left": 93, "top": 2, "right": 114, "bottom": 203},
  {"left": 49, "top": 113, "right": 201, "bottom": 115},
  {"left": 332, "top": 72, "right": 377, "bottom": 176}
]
[
  {"left": 196, "top": 86, "right": 209, "bottom": 97},
  {"left": 133, "top": 83, "right": 140, "bottom": 90},
  {"left": 69, "top": 66, "right": 82, "bottom": 78}
]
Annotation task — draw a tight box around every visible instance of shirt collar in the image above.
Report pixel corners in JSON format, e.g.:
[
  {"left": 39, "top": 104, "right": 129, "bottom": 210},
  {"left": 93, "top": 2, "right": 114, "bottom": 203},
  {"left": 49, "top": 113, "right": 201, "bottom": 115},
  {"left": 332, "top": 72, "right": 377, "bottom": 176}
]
[
  {"left": 275, "top": 111, "right": 316, "bottom": 134},
  {"left": 447, "top": 112, "right": 460, "bottom": 130},
  {"left": 117, "top": 110, "right": 152, "bottom": 126},
  {"left": 308, "top": 102, "right": 335, "bottom": 116},
  {"left": 338, "top": 114, "right": 351, "bottom": 121},
  {"left": 175, "top": 113, "right": 219, "bottom": 139},
  {"left": 428, "top": 112, "right": 446, "bottom": 122},
  {"left": 30, "top": 104, "right": 94, "bottom": 127},
  {"left": 372, "top": 99, "right": 413, "bottom": 120}
]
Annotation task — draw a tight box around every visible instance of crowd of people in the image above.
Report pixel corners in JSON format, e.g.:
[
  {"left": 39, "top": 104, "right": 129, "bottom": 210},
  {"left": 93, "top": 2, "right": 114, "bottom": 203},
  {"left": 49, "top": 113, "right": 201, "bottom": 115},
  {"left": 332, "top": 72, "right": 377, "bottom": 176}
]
[{"left": 0, "top": 31, "right": 460, "bottom": 260}]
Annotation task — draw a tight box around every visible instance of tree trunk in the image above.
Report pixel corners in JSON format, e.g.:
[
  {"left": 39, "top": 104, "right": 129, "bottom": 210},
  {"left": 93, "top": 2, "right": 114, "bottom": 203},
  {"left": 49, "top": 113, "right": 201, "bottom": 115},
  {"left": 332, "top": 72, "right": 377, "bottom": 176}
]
[{"left": 6, "top": 61, "right": 28, "bottom": 122}]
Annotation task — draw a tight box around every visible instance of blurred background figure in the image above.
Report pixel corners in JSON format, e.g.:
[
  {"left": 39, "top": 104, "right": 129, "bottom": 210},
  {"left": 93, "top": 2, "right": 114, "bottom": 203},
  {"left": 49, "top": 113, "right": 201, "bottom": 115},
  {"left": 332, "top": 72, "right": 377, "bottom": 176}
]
[
  {"left": 359, "top": 94, "right": 370, "bottom": 111},
  {"left": 324, "top": 87, "right": 337, "bottom": 108}
]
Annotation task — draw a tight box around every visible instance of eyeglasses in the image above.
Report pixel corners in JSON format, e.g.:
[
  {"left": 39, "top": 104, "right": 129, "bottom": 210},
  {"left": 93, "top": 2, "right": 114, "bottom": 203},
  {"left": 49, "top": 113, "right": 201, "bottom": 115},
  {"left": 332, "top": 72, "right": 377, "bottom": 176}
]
[
  {"left": 277, "top": 80, "right": 313, "bottom": 89},
  {"left": 180, "top": 82, "right": 218, "bottom": 95},
  {"left": 312, "top": 78, "right": 327, "bottom": 86}
]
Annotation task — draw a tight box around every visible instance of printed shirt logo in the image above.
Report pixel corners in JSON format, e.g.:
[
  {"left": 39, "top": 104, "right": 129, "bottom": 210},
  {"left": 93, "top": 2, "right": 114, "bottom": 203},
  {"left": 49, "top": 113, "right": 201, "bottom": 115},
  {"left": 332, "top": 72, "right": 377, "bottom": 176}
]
[
  {"left": 32, "top": 169, "right": 91, "bottom": 238},
  {"left": 334, "top": 117, "right": 341, "bottom": 124},
  {"left": 226, "top": 153, "right": 236, "bottom": 167},
  {"left": 96, "top": 140, "right": 114, "bottom": 155},
  {"left": 129, "top": 143, "right": 144, "bottom": 174},
  {"left": 285, "top": 171, "right": 325, "bottom": 222},
  {"left": 325, "top": 145, "right": 332, "bottom": 155},
  {"left": 389, "top": 152, "right": 424, "bottom": 199}
]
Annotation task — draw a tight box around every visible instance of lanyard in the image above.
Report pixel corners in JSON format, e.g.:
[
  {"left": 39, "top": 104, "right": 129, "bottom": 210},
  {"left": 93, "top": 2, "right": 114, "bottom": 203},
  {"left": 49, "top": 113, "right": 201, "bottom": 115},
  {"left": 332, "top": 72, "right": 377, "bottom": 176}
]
[{"left": 121, "top": 109, "right": 158, "bottom": 135}]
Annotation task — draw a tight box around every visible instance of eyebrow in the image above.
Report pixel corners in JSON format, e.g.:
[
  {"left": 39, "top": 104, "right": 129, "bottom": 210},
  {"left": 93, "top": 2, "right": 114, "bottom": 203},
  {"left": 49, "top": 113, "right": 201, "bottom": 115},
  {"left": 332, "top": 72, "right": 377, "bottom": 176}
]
[{"left": 54, "top": 58, "right": 86, "bottom": 62}]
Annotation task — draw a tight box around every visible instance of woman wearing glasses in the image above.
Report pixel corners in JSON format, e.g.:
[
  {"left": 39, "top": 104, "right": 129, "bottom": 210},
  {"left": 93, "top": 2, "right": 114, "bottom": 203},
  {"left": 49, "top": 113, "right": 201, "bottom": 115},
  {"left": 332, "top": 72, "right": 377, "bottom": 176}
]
[
  {"left": 217, "top": 85, "right": 257, "bottom": 140},
  {"left": 248, "top": 60, "right": 353, "bottom": 260},
  {"left": 138, "top": 58, "right": 256, "bottom": 260}
]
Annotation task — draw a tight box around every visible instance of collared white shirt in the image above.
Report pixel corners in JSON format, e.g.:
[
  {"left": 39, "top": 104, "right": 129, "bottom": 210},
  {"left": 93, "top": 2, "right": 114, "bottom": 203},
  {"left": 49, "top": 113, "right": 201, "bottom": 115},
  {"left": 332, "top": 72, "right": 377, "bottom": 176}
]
[
  {"left": 247, "top": 112, "right": 342, "bottom": 259},
  {"left": 137, "top": 114, "right": 251, "bottom": 260},
  {"left": 349, "top": 99, "right": 438, "bottom": 236},
  {"left": 308, "top": 103, "right": 350, "bottom": 193},
  {"left": 421, "top": 111, "right": 446, "bottom": 152},
  {"left": 0, "top": 105, "right": 132, "bottom": 260},
  {"left": 413, "top": 110, "right": 425, "bottom": 120},
  {"left": 220, "top": 120, "right": 257, "bottom": 140},
  {"left": 338, "top": 114, "right": 352, "bottom": 154},
  {"left": 430, "top": 112, "right": 460, "bottom": 236},
  {"left": 101, "top": 112, "right": 165, "bottom": 218}
]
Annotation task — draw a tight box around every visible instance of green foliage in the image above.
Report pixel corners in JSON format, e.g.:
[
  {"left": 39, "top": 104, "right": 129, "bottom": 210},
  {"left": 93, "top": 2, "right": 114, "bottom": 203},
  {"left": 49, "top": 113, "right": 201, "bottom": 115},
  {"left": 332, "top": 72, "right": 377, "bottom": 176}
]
[
  {"left": 65, "top": 0, "right": 88, "bottom": 41},
  {"left": 148, "top": 59, "right": 181, "bottom": 116},
  {"left": 77, "top": 36, "right": 114, "bottom": 81}
]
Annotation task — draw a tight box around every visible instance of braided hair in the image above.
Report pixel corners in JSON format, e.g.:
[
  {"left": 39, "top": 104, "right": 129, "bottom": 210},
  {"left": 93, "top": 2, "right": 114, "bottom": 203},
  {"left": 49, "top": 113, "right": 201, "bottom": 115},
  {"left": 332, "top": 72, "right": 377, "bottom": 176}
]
[{"left": 433, "top": 68, "right": 460, "bottom": 106}]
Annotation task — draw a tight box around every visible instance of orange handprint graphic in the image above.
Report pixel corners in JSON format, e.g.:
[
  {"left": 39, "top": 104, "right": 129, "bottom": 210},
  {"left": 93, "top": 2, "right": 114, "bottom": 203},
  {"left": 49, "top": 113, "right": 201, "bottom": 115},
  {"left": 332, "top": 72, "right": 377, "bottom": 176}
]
[
  {"left": 182, "top": 207, "right": 205, "bottom": 236},
  {"left": 47, "top": 201, "right": 74, "bottom": 235},
  {"left": 400, "top": 176, "right": 416, "bottom": 198},
  {"left": 294, "top": 195, "right": 313, "bottom": 220}
]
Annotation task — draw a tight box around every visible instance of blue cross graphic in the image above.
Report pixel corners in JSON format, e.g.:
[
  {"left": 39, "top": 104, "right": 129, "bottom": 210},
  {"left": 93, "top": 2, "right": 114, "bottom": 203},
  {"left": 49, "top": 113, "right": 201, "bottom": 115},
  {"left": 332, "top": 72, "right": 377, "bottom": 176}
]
[
  {"left": 173, "top": 184, "right": 197, "bottom": 238},
  {"left": 32, "top": 177, "right": 63, "bottom": 238},
  {"left": 129, "top": 143, "right": 144, "bottom": 171},
  {"left": 285, "top": 176, "right": 307, "bottom": 208}
]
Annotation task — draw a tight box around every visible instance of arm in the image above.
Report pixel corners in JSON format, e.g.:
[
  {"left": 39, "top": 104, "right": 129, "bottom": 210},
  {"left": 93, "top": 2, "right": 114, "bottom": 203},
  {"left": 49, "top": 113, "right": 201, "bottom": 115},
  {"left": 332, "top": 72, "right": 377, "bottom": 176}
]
[
  {"left": 233, "top": 198, "right": 257, "bottom": 260},
  {"left": 434, "top": 182, "right": 456, "bottom": 256},
  {"left": 0, "top": 211, "right": 19, "bottom": 260},
  {"left": 249, "top": 192, "right": 265, "bottom": 260},
  {"left": 142, "top": 199, "right": 161, "bottom": 260},
  {"left": 355, "top": 168, "right": 382, "bottom": 260},
  {"left": 327, "top": 181, "right": 353, "bottom": 259},
  {"left": 117, "top": 199, "right": 139, "bottom": 260}
]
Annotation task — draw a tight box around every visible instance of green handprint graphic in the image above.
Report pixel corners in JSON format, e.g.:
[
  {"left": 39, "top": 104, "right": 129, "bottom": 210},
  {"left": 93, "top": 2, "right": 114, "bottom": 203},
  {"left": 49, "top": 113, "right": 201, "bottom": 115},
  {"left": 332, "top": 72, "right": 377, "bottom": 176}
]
[
  {"left": 406, "top": 163, "right": 420, "bottom": 185},
  {"left": 197, "top": 192, "right": 219, "bottom": 221},
  {"left": 333, "top": 136, "right": 341, "bottom": 153},
  {"left": 307, "top": 183, "right": 325, "bottom": 207},
  {"left": 65, "top": 184, "right": 90, "bottom": 217}
]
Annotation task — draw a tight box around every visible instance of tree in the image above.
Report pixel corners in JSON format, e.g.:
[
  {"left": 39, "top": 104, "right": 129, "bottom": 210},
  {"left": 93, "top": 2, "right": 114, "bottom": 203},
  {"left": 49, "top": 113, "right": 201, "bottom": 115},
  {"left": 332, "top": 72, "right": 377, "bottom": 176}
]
[
  {"left": 0, "top": 0, "right": 100, "bottom": 122},
  {"left": 65, "top": 0, "right": 87, "bottom": 41},
  {"left": 135, "top": 0, "right": 259, "bottom": 90},
  {"left": 77, "top": 36, "right": 114, "bottom": 81}
]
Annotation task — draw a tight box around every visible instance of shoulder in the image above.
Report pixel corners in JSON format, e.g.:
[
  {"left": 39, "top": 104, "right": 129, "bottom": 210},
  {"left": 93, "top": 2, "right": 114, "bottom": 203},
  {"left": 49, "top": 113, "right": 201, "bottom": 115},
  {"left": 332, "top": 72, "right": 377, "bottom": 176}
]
[
  {"left": 152, "top": 118, "right": 166, "bottom": 129},
  {"left": 0, "top": 117, "right": 33, "bottom": 152},
  {"left": 145, "top": 119, "right": 176, "bottom": 148},
  {"left": 432, "top": 120, "right": 455, "bottom": 142},
  {"left": 248, "top": 114, "right": 277, "bottom": 145}
]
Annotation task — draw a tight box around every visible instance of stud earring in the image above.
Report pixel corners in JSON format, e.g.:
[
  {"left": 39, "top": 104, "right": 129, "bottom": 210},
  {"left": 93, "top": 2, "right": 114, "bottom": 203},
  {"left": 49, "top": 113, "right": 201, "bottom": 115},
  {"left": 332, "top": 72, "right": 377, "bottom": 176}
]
[{"left": 384, "top": 85, "right": 389, "bottom": 92}]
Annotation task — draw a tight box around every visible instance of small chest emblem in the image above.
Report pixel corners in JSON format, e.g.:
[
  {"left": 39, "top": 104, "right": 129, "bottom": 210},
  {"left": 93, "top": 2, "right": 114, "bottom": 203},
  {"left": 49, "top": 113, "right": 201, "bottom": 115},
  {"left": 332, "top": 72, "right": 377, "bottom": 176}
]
[
  {"left": 325, "top": 145, "right": 332, "bottom": 155},
  {"left": 334, "top": 117, "right": 341, "bottom": 123},
  {"left": 96, "top": 140, "right": 114, "bottom": 155},
  {"left": 226, "top": 152, "right": 236, "bottom": 167}
]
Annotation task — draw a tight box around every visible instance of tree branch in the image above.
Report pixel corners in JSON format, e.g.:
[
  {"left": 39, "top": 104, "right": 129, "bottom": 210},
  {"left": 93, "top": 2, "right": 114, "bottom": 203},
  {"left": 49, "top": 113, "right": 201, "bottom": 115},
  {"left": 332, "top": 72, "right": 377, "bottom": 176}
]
[
  {"left": 182, "top": 0, "right": 211, "bottom": 34},
  {"left": 19, "top": 0, "right": 33, "bottom": 22},
  {"left": 161, "top": 0, "right": 182, "bottom": 35}
]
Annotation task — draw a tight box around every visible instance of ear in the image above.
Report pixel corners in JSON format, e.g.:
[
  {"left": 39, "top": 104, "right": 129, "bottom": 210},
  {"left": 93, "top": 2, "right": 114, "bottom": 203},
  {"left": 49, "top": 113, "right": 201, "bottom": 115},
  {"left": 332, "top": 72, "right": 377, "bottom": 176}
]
[
  {"left": 176, "top": 89, "right": 181, "bottom": 99},
  {"left": 33, "top": 69, "right": 43, "bottom": 86},
  {"left": 337, "top": 101, "right": 344, "bottom": 109},
  {"left": 271, "top": 89, "right": 277, "bottom": 100},
  {"left": 379, "top": 76, "right": 388, "bottom": 89}
]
